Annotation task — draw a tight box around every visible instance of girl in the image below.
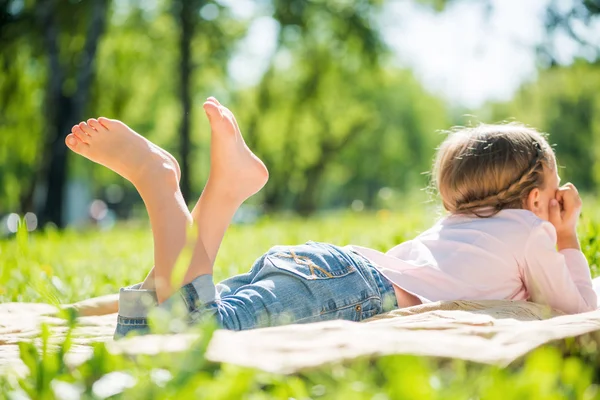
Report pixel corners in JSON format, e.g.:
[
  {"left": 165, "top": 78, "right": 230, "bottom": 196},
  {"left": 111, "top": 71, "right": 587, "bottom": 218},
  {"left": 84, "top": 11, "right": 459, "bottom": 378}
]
[{"left": 65, "top": 98, "right": 596, "bottom": 338}]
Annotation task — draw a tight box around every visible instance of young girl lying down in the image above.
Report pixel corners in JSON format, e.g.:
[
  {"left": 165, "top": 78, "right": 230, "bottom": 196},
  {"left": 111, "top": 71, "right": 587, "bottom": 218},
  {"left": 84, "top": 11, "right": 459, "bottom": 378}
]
[{"left": 64, "top": 97, "right": 597, "bottom": 338}]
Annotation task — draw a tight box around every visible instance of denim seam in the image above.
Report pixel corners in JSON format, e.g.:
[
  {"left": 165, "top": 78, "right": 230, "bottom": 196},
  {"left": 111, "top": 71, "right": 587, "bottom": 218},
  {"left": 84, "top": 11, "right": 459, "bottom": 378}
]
[
  {"left": 370, "top": 271, "right": 384, "bottom": 299},
  {"left": 352, "top": 252, "right": 386, "bottom": 299},
  {"left": 117, "top": 317, "right": 148, "bottom": 326},
  {"left": 188, "top": 282, "right": 202, "bottom": 312},
  {"left": 188, "top": 300, "right": 220, "bottom": 322},
  {"left": 181, "top": 286, "right": 195, "bottom": 313},
  {"left": 339, "top": 248, "right": 391, "bottom": 309}
]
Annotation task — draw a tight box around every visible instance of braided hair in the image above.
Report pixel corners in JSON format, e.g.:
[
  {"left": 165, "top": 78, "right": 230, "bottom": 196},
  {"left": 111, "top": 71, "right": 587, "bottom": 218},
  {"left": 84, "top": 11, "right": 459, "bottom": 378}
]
[{"left": 433, "top": 124, "right": 555, "bottom": 218}]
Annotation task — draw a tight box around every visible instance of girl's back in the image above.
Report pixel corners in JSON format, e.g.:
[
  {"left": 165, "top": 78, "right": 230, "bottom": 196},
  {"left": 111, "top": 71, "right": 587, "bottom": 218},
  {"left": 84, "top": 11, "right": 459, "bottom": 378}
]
[{"left": 352, "top": 208, "right": 596, "bottom": 313}]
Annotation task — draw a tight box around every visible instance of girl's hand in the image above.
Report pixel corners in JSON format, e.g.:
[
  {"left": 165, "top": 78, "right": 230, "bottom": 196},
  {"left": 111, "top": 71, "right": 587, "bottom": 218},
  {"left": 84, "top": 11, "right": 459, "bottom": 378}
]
[{"left": 548, "top": 183, "right": 582, "bottom": 250}]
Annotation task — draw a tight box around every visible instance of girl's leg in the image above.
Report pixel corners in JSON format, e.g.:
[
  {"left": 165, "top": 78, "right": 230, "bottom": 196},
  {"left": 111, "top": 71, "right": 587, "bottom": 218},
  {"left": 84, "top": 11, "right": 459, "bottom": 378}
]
[
  {"left": 65, "top": 97, "right": 268, "bottom": 303},
  {"left": 138, "top": 97, "right": 268, "bottom": 289},
  {"left": 190, "top": 97, "right": 268, "bottom": 264},
  {"left": 66, "top": 118, "right": 202, "bottom": 302}
]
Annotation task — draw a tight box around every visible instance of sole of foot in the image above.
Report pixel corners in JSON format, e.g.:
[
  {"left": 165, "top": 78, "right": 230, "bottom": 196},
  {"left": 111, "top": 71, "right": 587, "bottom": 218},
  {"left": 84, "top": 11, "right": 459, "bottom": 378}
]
[
  {"left": 202, "top": 97, "right": 269, "bottom": 204},
  {"left": 65, "top": 118, "right": 180, "bottom": 189}
]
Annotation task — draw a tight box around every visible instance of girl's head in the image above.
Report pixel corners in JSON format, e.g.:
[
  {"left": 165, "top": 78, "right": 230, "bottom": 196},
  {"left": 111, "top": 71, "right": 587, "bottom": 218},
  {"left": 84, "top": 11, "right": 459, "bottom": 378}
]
[{"left": 433, "top": 123, "right": 560, "bottom": 220}]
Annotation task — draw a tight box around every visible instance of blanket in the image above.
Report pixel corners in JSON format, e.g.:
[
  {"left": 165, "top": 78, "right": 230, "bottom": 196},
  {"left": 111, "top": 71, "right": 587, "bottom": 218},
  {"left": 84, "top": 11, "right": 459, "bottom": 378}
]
[{"left": 2, "top": 296, "right": 600, "bottom": 375}]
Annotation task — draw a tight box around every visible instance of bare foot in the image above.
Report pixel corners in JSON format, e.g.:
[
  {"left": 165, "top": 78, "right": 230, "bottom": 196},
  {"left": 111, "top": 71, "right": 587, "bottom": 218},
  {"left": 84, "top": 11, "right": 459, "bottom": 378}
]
[
  {"left": 65, "top": 118, "right": 180, "bottom": 189},
  {"left": 202, "top": 97, "right": 268, "bottom": 204}
]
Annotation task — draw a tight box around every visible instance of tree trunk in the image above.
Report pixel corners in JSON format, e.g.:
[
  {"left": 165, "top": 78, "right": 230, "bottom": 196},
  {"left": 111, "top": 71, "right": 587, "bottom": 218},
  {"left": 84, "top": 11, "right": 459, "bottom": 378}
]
[
  {"left": 37, "top": 0, "right": 108, "bottom": 227},
  {"left": 177, "top": 0, "right": 197, "bottom": 203}
]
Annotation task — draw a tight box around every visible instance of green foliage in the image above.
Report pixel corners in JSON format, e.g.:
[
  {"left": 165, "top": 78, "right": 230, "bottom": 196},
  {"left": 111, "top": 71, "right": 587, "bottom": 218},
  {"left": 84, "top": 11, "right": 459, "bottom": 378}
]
[
  {"left": 2, "top": 0, "right": 599, "bottom": 219},
  {"left": 0, "top": 0, "right": 450, "bottom": 217},
  {"left": 16, "top": 319, "right": 75, "bottom": 399},
  {"left": 2, "top": 206, "right": 600, "bottom": 398},
  {"left": 0, "top": 207, "right": 435, "bottom": 303},
  {"left": 0, "top": 36, "right": 46, "bottom": 211}
]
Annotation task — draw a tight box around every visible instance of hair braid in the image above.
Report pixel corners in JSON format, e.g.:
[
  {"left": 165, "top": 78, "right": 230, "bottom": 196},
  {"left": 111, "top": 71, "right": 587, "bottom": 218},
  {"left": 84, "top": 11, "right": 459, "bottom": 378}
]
[{"left": 454, "top": 148, "right": 545, "bottom": 217}]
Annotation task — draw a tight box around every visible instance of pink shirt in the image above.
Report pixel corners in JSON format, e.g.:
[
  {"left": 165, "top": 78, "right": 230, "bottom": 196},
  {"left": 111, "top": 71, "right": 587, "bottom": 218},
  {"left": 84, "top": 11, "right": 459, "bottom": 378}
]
[{"left": 351, "top": 209, "right": 596, "bottom": 314}]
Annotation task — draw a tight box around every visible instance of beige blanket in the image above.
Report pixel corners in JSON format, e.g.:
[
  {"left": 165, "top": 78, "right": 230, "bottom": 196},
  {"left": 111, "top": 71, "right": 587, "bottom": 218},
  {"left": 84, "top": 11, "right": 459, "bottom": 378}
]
[{"left": 2, "top": 297, "right": 600, "bottom": 375}]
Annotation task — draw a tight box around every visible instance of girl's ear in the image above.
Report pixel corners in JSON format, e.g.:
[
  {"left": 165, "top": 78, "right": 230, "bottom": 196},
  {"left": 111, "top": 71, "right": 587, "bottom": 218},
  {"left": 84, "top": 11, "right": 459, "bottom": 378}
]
[{"left": 525, "top": 188, "right": 541, "bottom": 213}]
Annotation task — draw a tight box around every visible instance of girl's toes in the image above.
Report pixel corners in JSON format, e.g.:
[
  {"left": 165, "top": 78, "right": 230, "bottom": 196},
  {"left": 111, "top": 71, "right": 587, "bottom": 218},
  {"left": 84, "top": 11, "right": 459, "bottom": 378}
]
[
  {"left": 72, "top": 126, "right": 89, "bottom": 144},
  {"left": 203, "top": 101, "right": 223, "bottom": 120},
  {"left": 222, "top": 107, "right": 237, "bottom": 123},
  {"left": 88, "top": 118, "right": 106, "bottom": 132},
  {"left": 65, "top": 134, "right": 89, "bottom": 155},
  {"left": 207, "top": 96, "right": 221, "bottom": 105},
  {"left": 65, "top": 134, "right": 77, "bottom": 148},
  {"left": 97, "top": 117, "right": 119, "bottom": 130},
  {"left": 79, "top": 122, "right": 96, "bottom": 136}
]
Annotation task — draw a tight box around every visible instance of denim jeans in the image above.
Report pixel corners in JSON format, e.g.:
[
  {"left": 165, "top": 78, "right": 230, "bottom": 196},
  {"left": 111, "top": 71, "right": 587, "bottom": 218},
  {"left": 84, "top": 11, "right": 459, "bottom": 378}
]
[{"left": 114, "top": 241, "right": 398, "bottom": 338}]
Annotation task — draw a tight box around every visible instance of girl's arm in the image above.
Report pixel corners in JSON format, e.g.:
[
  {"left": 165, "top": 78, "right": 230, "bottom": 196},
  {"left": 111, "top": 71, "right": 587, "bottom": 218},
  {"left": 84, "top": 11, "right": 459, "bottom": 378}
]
[{"left": 522, "top": 221, "right": 596, "bottom": 314}]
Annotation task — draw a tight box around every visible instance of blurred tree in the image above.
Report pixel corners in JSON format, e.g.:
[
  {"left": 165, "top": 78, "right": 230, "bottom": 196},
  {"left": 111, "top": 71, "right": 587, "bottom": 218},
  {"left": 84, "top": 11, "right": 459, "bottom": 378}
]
[
  {"left": 420, "top": 0, "right": 600, "bottom": 64},
  {"left": 0, "top": 0, "right": 44, "bottom": 214},
  {"left": 3, "top": 0, "right": 599, "bottom": 224},
  {"left": 173, "top": 0, "right": 241, "bottom": 202},
  {"left": 36, "top": 0, "right": 108, "bottom": 227},
  {"left": 0, "top": 0, "right": 108, "bottom": 227},
  {"left": 1, "top": 0, "right": 246, "bottom": 225},
  {"left": 238, "top": 0, "right": 391, "bottom": 214},
  {"left": 539, "top": 0, "right": 600, "bottom": 65},
  {"left": 334, "top": 70, "right": 448, "bottom": 208},
  {"left": 176, "top": 0, "right": 201, "bottom": 202}
]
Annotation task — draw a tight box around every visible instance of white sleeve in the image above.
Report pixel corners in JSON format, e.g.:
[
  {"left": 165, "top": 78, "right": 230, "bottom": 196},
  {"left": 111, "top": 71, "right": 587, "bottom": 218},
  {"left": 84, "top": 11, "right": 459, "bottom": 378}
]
[{"left": 522, "top": 221, "right": 596, "bottom": 314}]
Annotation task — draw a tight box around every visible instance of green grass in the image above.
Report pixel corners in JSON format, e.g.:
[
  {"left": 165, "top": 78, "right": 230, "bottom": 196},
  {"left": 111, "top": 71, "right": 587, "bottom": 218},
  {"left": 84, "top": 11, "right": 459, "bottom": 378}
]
[
  {"left": 0, "top": 209, "right": 437, "bottom": 304},
  {"left": 2, "top": 206, "right": 600, "bottom": 399}
]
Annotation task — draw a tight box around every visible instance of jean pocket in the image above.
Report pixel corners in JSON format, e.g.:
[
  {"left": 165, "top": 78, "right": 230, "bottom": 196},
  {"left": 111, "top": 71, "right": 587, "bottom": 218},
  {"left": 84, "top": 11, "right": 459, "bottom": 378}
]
[{"left": 266, "top": 246, "right": 356, "bottom": 280}]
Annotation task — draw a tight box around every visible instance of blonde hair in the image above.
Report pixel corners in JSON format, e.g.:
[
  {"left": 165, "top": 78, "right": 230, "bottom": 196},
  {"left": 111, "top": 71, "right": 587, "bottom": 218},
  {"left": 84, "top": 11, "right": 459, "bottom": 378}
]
[{"left": 433, "top": 123, "right": 556, "bottom": 217}]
